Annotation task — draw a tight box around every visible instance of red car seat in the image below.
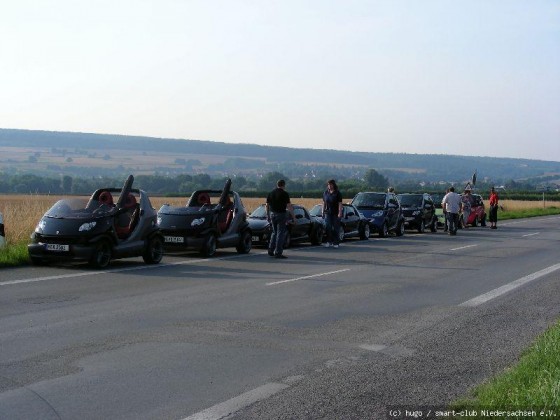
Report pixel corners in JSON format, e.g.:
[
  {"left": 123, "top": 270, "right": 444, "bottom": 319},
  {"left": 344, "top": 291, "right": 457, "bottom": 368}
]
[
  {"left": 116, "top": 193, "right": 139, "bottom": 238},
  {"left": 99, "top": 191, "right": 114, "bottom": 206},
  {"left": 197, "top": 192, "right": 211, "bottom": 206}
]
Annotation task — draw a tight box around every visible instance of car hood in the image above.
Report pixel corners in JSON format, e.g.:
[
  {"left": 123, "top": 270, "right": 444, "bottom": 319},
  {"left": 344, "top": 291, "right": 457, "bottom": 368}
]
[{"left": 247, "top": 218, "right": 270, "bottom": 232}]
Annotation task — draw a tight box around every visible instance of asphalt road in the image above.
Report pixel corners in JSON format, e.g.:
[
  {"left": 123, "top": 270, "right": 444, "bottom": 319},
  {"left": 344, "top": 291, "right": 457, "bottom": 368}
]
[{"left": 1, "top": 216, "right": 559, "bottom": 420}]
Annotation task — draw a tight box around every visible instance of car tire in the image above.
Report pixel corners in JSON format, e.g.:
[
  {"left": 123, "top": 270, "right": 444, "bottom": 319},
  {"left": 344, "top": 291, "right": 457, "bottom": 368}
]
[
  {"left": 481, "top": 214, "right": 487, "bottom": 227},
  {"left": 283, "top": 231, "right": 291, "bottom": 249},
  {"left": 430, "top": 217, "right": 438, "bottom": 232},
  {"left": 395, "top": 220, "right": 405, "bottom": 236},
  {"left": 379, "top": 223, "right": 388, "bottom": 238},
  {"left": 143, "top": 235, "right": 164, "bottom": 264},
  {"left": 338, "top": 226, "right": 345, "bottom": 243},
  {"left": 236, "top": 230, "right": 252, "bottom": 254},
  {"left": 311, "top": 226, "right": 323, "bottom": 245},
  {"left": 200, "top": 234, "right": 217, "bottom": 257},
  {"left": 417, "top": 220, "right": 425, "bottom": 233},
  {"left": 29, "top": 256, "right": 48, "bottom": 266},
  {"left": 472, "top": 216, "right": 479, "bottom": 227},
  {"left": 359, "top": 223, "right": 370, "bottom": 240},
  {"left": 89, "top": 240, "right": 112, "bottom": 268}
]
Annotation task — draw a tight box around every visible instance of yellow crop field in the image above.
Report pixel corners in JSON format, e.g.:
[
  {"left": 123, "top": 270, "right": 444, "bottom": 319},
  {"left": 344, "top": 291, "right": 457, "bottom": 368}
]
[{"left": 0, "top": 194, "right": 550, "bottom": 246}]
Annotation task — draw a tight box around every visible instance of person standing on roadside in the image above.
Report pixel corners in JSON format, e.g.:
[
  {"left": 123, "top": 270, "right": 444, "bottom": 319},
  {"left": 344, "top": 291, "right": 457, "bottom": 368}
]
[
  {"left": 442, "top": 186, "right": 462, "bottom": 235},
  {"left": 489, "top": 186, "right": 499, "bottom": 229},
  {"left": 322, "top": 179, "right": 343, "bottom": 248},
  {"left": 266, "top": 179, "right": 295, "bottom": 259},
  {"left": 442, "top": 188, "right": 450, "bottom": 232},
  {"left": 461, "top": 188, "right": 473, "bottom": 228}
]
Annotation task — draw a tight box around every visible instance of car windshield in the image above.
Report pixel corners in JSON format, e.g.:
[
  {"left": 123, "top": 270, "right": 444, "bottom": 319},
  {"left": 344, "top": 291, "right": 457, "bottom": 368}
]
[
  {"left": 351, "top": 193, "right": 386, "bottom": 209},
  {"left": 45, "top": 198, "right": 114, "bottom": 219},
  {"left": 309, "top": 204, "right": 323, "bottom": 217},
  {"left": 398, "top": 195, "right": 423, "bottom": 207},
  {"left": 249, "top": 205, "right": 267, "bottom": 218}
]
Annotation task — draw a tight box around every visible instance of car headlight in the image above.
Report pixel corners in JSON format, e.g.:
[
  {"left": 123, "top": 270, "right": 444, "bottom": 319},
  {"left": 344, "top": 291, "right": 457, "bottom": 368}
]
[
  {"left": 412, "top": 210, "right": 420, "bottom": 216},
  {"left": 79, "top": 221, "right": 97, "bottom": 232},
  {"left": 35, "top": 219, "right": 47, "bottom": 233},
  {"left": 372, "top": 211, "right": 384, "bottom": 217},
  {"left": 157, "top": 216, "right": 162, "bottom": 225}
]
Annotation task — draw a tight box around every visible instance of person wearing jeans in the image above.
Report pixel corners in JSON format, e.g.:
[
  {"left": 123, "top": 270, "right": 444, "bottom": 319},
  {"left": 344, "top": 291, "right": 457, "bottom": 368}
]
[
  {"left": 322, "top": 179, "right": 343, "bottom": 248},
  {"left": 442, "top": 186, "right": 462, "bottom": 235},
  {"left": 266, "top": 179, "right": 295, "bottom": 259}
]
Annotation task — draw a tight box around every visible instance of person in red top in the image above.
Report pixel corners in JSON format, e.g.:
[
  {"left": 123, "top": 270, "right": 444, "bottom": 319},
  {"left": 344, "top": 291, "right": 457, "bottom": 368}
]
[{"left": 489, "top": 186, "right": 499, "bottom": 229}]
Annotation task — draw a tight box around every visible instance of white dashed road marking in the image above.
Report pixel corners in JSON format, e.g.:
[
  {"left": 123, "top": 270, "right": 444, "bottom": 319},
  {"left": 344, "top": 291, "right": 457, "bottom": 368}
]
[
  {"left": 265, "top": 268, "right": 351, "bottom": 286},
  {"left": 182, "top": 382, "right": 289, "bottom": 420},
  {"left": 460, "top": 263, "right": 560, "bottom": 307}
]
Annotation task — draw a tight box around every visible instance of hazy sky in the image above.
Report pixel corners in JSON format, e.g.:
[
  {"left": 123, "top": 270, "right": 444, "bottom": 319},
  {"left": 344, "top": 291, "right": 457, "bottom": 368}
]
[{"left": 1, "top": 1, "right": 559, "bottom": 161}]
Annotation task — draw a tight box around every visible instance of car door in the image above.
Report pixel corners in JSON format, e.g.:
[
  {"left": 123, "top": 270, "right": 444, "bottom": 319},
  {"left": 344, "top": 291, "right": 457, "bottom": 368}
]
[
  {"left": 342, "top": 205, "right": 360, "bottom": 236},
  {"left": 424, "top": 194, "right": 435, "bottom": 225},
  {"left": 291, "top": 206, "right": 310, "bottom": 241}
]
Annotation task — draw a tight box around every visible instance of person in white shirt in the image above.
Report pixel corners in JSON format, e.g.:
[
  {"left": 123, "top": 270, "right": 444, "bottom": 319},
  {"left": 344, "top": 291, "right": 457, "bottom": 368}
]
[{"left": 441, "top": 187, "right": 462, "bottom": 235}]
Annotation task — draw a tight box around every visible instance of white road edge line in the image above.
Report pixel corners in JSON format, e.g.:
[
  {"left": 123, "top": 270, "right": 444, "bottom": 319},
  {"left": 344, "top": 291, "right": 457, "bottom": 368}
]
[
  {"left": 450, "top": 244, "right": 478, "bottom": 251},
  {"left": 522, "top": 232, "right": 540, "bottom": 237},
  {"left": 266, "top": 268, "right": 351, "bottom": 286},
  {"left": 0, "top": 251, "right": 268, "bottom": 287},
  {"left": 182, "top": 382, "right": 289, "bottom": 420},
  {"left": 460, "top": 263, "right": 560, "bottom": 307}
]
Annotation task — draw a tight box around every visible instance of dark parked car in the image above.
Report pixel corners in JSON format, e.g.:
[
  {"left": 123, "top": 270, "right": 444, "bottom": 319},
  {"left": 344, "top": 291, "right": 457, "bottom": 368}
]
[
  {"left": 157, "top": 179, "right": 252, "bottom": 257},
  {"left": 28, "top": 175, "right": 164, "bottom": 268},
  {"left": 397, "top": 193, "right": 438, "bottom": 233},
  {"left": 350, "top": 192, "right": 404, "bottom": 237},
  {"left": 248, "top": 204, "right": 324, "bottom": 248},
  {"left": 309, "top": 203, "right": 370, "bottom": 242},
  {"left": 461, "top": 193, "right": 487, "bottom": 227}
]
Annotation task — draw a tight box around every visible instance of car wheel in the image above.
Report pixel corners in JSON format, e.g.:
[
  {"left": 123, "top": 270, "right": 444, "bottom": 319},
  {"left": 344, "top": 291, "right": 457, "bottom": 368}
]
[
  {"left": 283, "top": 231, "right": 291, "bottom": 249},
  {"left": 481, "top": 214, "right": 487, "bottom": 227},
  {"left": 430, "top": 218, "right": 438, "bottom": 232},
  {"left": 89, "top": 240, "right": 112, "bottom": 268},
  {"left": 311, "top": 226, "right": 323, "bottom": 245},
  {"left": 236, "top": 230, "right": 252, "bottom": 254},
  {"left": 379, "top": 223, "right": 388, "bottom": 238},
  {"left": 417, "top": 220, "right": 425, "bottom": 233},
  {"left": 143, "top": 235, "right": 164, "bottom": 264},
  {"left": 396, "top": 220, "right": 405, "bottom": 236},
  {"left": 472, "top": 216, "right": 479, "bottom": 227},
  {"left": 359, "top": 223, "right": 370, "bottom": 240},
  {"left": 338, "top": 226, "right": 345, "bottom": 242},
  {"left": 200, "top": 234, "right": 217, "bottom": 257},
  {"left": 29, "top": 256, "right": 48, "bottom": 266}
]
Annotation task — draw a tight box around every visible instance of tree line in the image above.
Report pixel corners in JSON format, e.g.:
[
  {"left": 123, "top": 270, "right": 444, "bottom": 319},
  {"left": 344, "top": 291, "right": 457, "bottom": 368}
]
[{"left": 0, "top": 171, "right": 558, "bottom": 201}]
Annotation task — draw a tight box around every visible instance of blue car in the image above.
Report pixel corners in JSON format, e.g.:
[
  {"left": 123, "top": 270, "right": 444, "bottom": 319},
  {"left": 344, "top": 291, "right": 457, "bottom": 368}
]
[{"left": 350, "top": 192, "right": 405, "bottom": 237}]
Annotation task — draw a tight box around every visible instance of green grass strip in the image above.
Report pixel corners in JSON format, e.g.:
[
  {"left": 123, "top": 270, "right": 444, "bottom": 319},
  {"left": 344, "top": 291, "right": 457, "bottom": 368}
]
[
  {"left": 500, "top": 206, "right": 560, "bottom": 220},
  {"left": 452, "top": 320, "right": 560, "bottom": 416},
  {"left": 0, "top": 242, "right": 30, "bottom": 267}
]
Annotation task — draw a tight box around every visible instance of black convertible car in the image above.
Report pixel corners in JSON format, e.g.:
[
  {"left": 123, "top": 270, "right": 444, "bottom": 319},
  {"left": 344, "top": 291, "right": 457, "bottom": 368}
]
[
  {"left": 309, "top": 203, "right": 370, "bottom": 242},
  {"left": 248, "top": 204, "right": 324, "bottom": 248},
  {"left": 28, "top": 175, "right": 164, "bottom": 268},
  {"left": 157, "top": 179, "right": 252, "bottom": 257}
]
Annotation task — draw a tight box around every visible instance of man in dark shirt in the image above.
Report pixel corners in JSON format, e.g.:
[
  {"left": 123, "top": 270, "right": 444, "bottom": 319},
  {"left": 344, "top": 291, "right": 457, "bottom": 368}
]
[{"left": 266, "top": 179, "right": 295, "bottom": 259}]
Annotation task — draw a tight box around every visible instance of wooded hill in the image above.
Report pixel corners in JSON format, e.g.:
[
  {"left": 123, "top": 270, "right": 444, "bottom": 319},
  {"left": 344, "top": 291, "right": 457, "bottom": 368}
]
[{"left": 1, "top": 128, "right": 559, "bottom": 189}]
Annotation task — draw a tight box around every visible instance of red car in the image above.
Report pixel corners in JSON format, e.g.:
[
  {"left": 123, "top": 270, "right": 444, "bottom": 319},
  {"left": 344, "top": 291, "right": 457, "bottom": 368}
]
[{"left": 461, "top": 193, "right": 487, "bottom": 227}]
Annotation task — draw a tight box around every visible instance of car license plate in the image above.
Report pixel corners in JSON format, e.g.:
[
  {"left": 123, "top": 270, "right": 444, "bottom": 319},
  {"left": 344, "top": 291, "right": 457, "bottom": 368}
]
[
  {"left": 252, "top": 236, "right": 260, "bottom": 242},
  {"left": 46, "top": 244, "right": 69, "bottom": 252},
  {"left": 164, "top": 236, "right": 185, "bottom": 243}
]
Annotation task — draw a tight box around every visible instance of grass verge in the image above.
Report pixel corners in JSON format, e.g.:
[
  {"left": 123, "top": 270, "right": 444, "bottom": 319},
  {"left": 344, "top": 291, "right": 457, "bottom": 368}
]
[
  {"left": 451, "top": 320, "right": 560, "bottom": 416},
  {"left": 500, "top": 206, "right": 560, "bottom": 220},
  {"left": 0, "top": 242, "right": 30, "bottom": 267}
]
